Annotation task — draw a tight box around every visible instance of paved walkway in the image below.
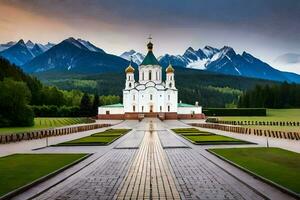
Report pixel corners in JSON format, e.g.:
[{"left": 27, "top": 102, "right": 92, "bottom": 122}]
[{"left": 9, "top": 119, "right": 297, "bottom": 200}]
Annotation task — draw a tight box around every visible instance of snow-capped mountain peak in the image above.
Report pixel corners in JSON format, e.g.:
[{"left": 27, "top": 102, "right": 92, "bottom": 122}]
[
  {"left": 120, "top": 50, "right": 145, "bottom": 65},
  {"left": 77, "top": 38, "right": 105, "bottom": 53},
  {"left": 26, "top": 40, "right": 35, "bottom": 49},
  {"left": 0, "top": 41, "right": 16, "bottom": 52}
]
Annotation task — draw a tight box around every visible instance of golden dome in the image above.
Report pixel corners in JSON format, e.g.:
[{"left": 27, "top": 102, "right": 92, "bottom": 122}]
[
  {"left": 166, "top": 64, "right": 174, "bottom": 73},
  {"left": 125, "top": 65, "right": 135, "bottom": 73}
]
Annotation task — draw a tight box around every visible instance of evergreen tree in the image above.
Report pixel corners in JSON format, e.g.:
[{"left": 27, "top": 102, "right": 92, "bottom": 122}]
[
  {"left": 80, "top": 93, "right": 91, "bottom": 116},
  {"left": 92, "top": 94, "right": 99, "bottom": 116}
]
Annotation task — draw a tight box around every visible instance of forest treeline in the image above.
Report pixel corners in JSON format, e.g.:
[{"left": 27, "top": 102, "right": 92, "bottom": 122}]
[
  {"left": 0, "top": 58, "right": 119, "bottom": 127},
  {"left": 238, "top": 82, "right": 300, "bottom": 108}
]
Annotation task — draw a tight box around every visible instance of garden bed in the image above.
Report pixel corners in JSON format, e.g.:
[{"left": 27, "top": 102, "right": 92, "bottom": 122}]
[{"left": 55, "top": 129, "right": 130, "bottom": 146}]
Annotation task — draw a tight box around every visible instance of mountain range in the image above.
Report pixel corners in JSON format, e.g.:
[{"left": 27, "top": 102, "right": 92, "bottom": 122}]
[{"left": 0, "top": 38, "right": 300, "bottom": 83}]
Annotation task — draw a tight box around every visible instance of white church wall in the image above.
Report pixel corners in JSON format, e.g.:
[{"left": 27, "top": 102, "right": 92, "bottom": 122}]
[
  {"left": 177, "top": 106, "right": 202, "bottom": 114},
  {"left": 98, "top": 107, "right": 124, "bottom": 114}
]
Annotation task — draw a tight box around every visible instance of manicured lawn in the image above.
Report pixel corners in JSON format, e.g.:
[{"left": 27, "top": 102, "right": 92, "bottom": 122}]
[
  {"left": 0, "top": 154, "right": 86, "bottom": 197},
  {"left": 210, "top": 147, "right": 300, "bottom": 194},
  {"left": 220, "top": 109, "right": 300, "bottom": 122},
  {"left": 0, "top": 117, "right": 94, "bottom": 135},
  {"left": 56, "top": 129, "right": 130, "bottom": 146},
  {"left": 172, "top": 128, "right": 250, "bottom": 145},
  {"left": 218, "top": 109, "right": 300, "bottom": 133}
]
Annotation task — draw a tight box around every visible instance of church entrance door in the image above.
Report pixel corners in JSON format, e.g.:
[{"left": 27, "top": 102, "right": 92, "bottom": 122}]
[{"left": 150, "top": 105, "right": 153, "bottom": 112}]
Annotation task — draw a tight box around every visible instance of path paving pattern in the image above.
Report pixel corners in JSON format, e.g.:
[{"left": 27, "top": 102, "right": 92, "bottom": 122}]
[{"left": 16, "top": 119, "right": 295, "bottom": 200}]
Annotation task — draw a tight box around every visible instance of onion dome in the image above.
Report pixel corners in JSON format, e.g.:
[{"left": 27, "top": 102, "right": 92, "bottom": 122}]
[
  {"left": 125, "top": 64, "right": 135, "bottom": 73},
  {"left": 147, "top": 41, "right": 153, "bottom": 51},
  {"left": 166, "top": 63, "right": 175, "bottom": 73}
]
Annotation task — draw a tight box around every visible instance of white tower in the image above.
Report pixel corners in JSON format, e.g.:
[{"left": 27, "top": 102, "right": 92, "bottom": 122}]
[
  {"left": 125, "top": 60, "right": 135, "bottom": 90},
  {"left": 165, "top": 63, "right": 175, "bottom": 89}
]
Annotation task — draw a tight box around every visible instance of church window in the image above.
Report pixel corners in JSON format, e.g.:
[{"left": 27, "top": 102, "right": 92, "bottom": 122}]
[
  {"left": 142, "top": 106, "right": 144, "bottom": 112},
  {"left": 149, "top": 70, "right": 152, "bottom": 80},
  {"left": 133, "top": 105, "right": 136, "bottom": 112},
  {"left": 168, "top": 105, "right": 170, "bottom": 112},
  {"left": 133, "top": 94, "right": 135, "bottom": 101},
  {"left": 129, "top": 83, "right": 132, "bottom": 87},
  {"left": 168, "top": 95, "right": 170, "bottom": 101},
  {"left": 150, "top": 94, "right": 153, "bottom": 100},
  {"left": 169, "top": 83, "right": 172, "bottom": 88},
  {"left": 160, "top": 106, "right": 162, "bottom": 112},
  {"left": 156, "top": 71, "right": 158, "bottom": 80},
  {"left": 142, "top": 72, "right": 144, "bottom": 80}
]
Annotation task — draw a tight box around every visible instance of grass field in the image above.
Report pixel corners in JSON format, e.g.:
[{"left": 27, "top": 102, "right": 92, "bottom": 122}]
[
  {"left": 56, "top": 129, "right": 130, "bottom": 146},
  {"left": 210, "top": 147, "right": 300, "bottom": 194},
  {"left": 0, "top": 118, "right": 94, "bottom": 135},
  {"left": 172, "top": 128, "right": 250, "bottom": 145},
  {"left": 0, "top": 154, "right": 86, "bottom": 197},
  {"left": 219, "top": 109, "right": 300, "bottom": 132},
  {"left": 219, "top": 109, "right": 300, "bottom": 122}
]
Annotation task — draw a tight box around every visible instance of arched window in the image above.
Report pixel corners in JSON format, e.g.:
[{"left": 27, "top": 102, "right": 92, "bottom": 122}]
[
  {"left": 168, "top": 95, "right": 170, "bottom": 101},
  {"left": 133, "top": 105, "right": 136, "bottom": 112},
  {"left": 150, "top": 94, "right": 153, "bottom": 100},
  {"left": 168, "top": 105, "right": 170, "bottom": 112},
  {"left": 156, "top": 71, "right": 158, "bottom": 80},
  {"left": 142, "top": 72, "right": 144, "bottom": 80},
  {"left": 142, "top": 106, "right": 144, "bottom": 112},
  {"left": 129, "top": 83, "right": 132, "bottom": 87},
  {"left": 160, "top": 106, "right": 162, "bottom": 112},
  {"left": 149, "top": 70, "right": 152, "bottom": 80},
  {"left": 169, "top": 83, "right": 172, "bottom": 88},
  {"left": 133, "top": 94, "right": 135, "bottom": 101}
]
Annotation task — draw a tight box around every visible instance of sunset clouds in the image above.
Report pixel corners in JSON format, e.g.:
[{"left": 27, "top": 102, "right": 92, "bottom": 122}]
[{"left": 0, "top": 0, "right": 299, "bottom": 68}]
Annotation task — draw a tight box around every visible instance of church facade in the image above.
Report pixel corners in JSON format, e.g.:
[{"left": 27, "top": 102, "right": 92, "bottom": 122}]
[{"left": 98, "top": 41, "right": 204, "bottom": 120}]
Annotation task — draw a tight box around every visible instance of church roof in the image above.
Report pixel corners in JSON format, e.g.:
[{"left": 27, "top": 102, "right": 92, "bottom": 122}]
[
  {"left": 178, "top": 103, "right": 195, "bottom": 107},
  {"left": 101, "top": 103, "right": 124, "bottom": 108},
  {"left": 140, "top": 41, "right": 161, "bottom": 66},
  {"left": 166, "top": 64, "right": 175, "bottom": 73},
  {"left": 125, "top": 64, "right": 135, "bottom": 73}
]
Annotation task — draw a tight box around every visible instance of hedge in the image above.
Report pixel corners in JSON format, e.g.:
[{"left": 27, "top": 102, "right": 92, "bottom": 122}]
[{"left": 203, "top": 108, "right": 266, "bottom": 116}]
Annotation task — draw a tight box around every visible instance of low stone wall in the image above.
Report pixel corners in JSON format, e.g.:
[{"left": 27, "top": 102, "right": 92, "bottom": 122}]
[
  {"left": 177, "top": 114, "right": 205, "bottom": 120},
  {"left": 206, "top": 118, "right": 300, "bottom": 126},
  {"left": 190, "top": 123, "right": 300, "bottom": 140},
  {"left": 98, "top": 112, "right": 206, "bottom": 120},
  {"left": 0, "top": 123, "right": 111, "bottom": 144}
]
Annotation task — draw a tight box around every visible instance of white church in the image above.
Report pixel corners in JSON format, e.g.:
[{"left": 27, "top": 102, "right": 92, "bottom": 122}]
[{"left": 98, "top": 40, "right": 204, "bottom": 120}]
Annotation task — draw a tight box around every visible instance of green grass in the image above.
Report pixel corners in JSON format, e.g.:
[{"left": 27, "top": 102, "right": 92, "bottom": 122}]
[
  {"left": 0, "top": 154, "right": 86, "bottom": 197},
  {"left": 0, "top": 118, "right": 94, "bottom": 135},
  {"left": 184, "top": 135, "right": 249, "bottom": 145},
  {"left": 56, "top": 129, "right": 130, "bottom": 146},
  {"left": 172, "top": 128, "right": 250, "bottom": 145},
  {"left": 220, "top": 109, "right": 300, "bottom": 122},
  {"left": 219, "top": 109, "right": 300, "bottom": 133},
  {"left": 210, "top": 147, "right": 300, "bottom": 194}
]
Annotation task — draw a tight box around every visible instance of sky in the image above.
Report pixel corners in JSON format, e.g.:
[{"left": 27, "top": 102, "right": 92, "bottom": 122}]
[{"left": 0, "top": 0, "right": 300, "bottom": 73}]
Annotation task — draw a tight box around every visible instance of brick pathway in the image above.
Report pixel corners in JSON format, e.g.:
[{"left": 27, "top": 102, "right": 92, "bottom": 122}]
[
  {"left": 115, "top": 130, "right": 180, "bottom": 199},
  {"left": 33, "top": 149, "right": 136, "bottom": 200},
  {"left": 166, "top": 148, "right": 264, "bottom": 200},
  {"left": 11, "top": 119, "right": 296, "bottom": 200}
]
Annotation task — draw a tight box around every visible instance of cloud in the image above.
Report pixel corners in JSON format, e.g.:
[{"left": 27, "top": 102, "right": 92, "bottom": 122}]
[{"left": 0, "top": 0, "right": 299, "bottom": 69}]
